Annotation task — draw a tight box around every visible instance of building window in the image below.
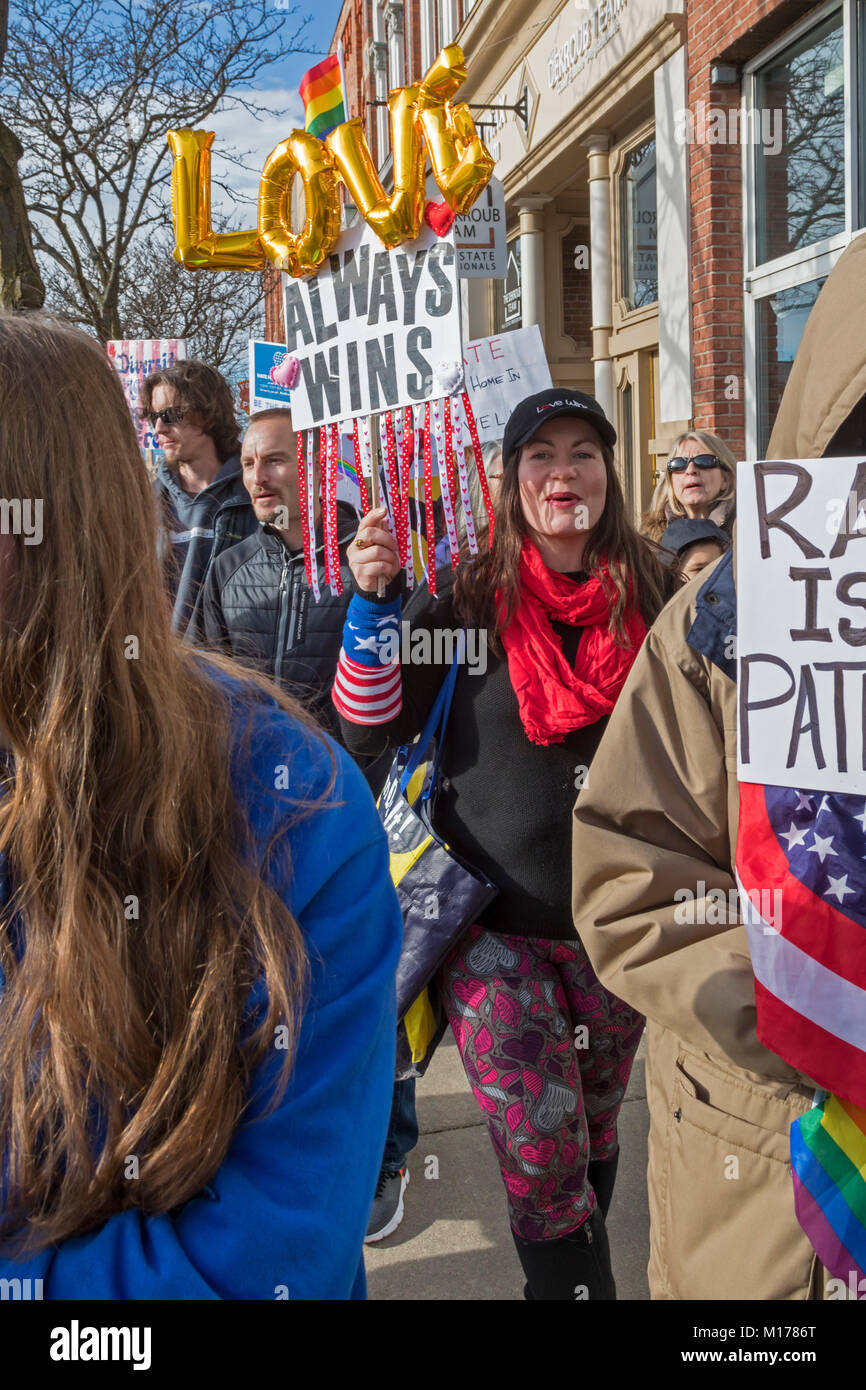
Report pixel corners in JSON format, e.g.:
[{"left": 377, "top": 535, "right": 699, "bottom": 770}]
[
  {"left": 754, "top": 9, "right": 845, "bottom": 264},
  {"left": 620, "top": 138, "right": 658, "bottom": 309},
  {"left": 755, "top": 279, "right": 827, "bottom": 454},
  {"left": 744, "top": 1, "right": 866, "bottom": 455}
]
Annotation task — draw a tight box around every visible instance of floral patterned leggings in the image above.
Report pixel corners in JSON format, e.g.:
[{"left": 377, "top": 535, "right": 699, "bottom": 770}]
[{"left": 437, "top": 922, "right": 644, "bottom": 1242}]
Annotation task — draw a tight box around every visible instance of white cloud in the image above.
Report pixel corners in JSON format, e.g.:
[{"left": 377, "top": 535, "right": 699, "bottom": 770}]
[{"left": 207, "top": 86, "right": 307, "bottom": 219}]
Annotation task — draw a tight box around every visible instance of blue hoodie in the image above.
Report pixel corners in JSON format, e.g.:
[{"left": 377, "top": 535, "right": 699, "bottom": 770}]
[{"left": 0, "top": 671, "right": 402, "bottom": 1300}]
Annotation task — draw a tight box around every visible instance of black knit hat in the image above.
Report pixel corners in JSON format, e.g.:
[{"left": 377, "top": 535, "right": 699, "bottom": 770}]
[
  {"left": 661, "top": 517, "right": 729, "bottom": 558},
  {"left": 502, "top": 388, "right": 616, "bottom": 463}
]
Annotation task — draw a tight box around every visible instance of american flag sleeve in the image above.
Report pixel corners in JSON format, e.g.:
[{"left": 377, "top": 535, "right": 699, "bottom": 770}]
[{"left": 332, "top": 591, "right": 403, "bottom": 725}]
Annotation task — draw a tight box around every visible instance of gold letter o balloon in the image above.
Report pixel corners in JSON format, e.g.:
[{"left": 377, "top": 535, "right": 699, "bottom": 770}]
[{"left": 258, "top": 132, "right": 342, "bottom": 277}]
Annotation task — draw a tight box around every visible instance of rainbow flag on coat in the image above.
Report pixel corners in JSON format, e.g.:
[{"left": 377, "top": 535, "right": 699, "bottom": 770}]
[
  {"left": 736, "top": 784, "right": 866, "bottom": 1286},
  {"left": 791, "top": 1092, "right": 866, "bottom": 1286},
  {"left": 300, "top": 54, "right": 346, "bottom": 140}
]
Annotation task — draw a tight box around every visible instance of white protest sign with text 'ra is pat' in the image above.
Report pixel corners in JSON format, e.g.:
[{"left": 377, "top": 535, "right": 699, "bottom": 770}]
[
  {"left": 737, "top": 456, "right": 866, "bottom": 795},
  {"left": 283, "top": 220, "right": 462, "bottom": 431},
  {"left": 463, "top": 325, "right": 553, "bottom": 443}
]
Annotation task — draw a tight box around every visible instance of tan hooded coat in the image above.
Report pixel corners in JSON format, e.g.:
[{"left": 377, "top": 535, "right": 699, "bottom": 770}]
[{"left": 571, "top": 231, "right": 866, "bottom": 1300}]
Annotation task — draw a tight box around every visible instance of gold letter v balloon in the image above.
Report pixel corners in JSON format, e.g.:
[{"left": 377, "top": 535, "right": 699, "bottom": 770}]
[{"left": 167, "top": 45, "right": 495, "bottom": 276}]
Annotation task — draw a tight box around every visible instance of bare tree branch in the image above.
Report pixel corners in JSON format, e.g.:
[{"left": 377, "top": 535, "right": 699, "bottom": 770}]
[{"left": 1, "top": 0, "right": 315, "bottom": 336}]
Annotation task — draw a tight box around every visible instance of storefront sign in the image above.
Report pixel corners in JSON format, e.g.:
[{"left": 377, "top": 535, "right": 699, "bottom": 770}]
[
  {"left": 738, "top": 456, "right": 866, "bottom": 794},
  {"left": 547, "top": 0, "right": 629, "bottom": 92},
  {"left": 483, "top": 0, "right": 682, "bottom": 184},
  {"left": 428, "top": 175, "right": 506, "bottom": 278}
]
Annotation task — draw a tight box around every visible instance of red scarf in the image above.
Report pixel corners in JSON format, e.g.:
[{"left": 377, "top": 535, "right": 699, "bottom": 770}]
[{"left": 499, "top": 538, "right": 647, "bottom": 745}]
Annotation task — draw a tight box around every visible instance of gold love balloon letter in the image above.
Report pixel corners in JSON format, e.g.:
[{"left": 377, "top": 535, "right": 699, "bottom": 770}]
[
  {"left": 258, "top": 132, "right": 342, "bottom": 276},
  {"left": 168, "top": 45, "right": 494, "bottom": 276},
  {"left": 325, "top": 84, "right": 426, "bottom": 250},
  {"left": 167, "top": 129, "right": 265, "bottom": 271}
]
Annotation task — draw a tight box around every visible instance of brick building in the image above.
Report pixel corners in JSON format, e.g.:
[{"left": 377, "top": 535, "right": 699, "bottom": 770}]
[
  {"left": 686, "top": 0, "right": 864, "bottom": 458},
  {"left": 264, "top": 0, "right": 864, "bottom": 514}
]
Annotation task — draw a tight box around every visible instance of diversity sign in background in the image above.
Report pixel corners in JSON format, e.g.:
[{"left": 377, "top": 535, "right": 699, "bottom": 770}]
[{"left": 107, "top": 339, "right": 187, "bottom": 449}]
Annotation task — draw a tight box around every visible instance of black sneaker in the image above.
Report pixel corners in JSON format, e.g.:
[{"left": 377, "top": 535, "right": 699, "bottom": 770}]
[{"left": 364, "top": 1166, "right": 409, "bottom": 1243}]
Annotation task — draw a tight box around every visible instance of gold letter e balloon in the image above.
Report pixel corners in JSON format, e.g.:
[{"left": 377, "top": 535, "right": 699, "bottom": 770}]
[{"left": 167, "top": 44, "right": 495, "bottom": 278}]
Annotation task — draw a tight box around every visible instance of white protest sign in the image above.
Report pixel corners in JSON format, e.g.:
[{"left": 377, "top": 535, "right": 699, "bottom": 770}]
[
  {"left": 463, "top": 325, "right": 553, "bottom": 443},
  {"left": 426, "top": 174, "right": 506, "bottom": 278},
  {"left": 737, "top": 456, "right": 866, "bottom": 794},
  {"left": 283, "top": 221, "right": 461, "bottom": 430}
]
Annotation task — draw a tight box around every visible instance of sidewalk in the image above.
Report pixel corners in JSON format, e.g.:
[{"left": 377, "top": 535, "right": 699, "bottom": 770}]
[{"left": 365, "top": 1032, "right": 650, "bottom": 1300}]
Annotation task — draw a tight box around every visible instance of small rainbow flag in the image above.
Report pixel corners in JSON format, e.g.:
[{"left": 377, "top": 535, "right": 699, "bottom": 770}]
[
  {"left": 300, "top": 54, "right": 346, "bottom": 140},
  {"left": 791, "top": 1092, "right": 866, "bottom": 1285}
]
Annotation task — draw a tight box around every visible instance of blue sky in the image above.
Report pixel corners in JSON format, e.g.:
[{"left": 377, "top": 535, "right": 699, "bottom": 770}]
[{"left": 209, "top": 0, "right": 347, "bottom": 220}]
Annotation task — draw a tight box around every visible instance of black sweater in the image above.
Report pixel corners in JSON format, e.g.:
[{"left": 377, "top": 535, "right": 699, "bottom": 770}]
[{"left": 337, "top": 581, "right": 609, "bottom": 941}]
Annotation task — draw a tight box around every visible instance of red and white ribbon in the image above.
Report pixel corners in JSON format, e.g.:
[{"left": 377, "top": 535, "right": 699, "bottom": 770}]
[
  {"left": 305, "top": 431, "right": 320, "bottom": 601},
  {"left": 422, "top": 401, "right": 437, "bottom": 596},
  {"left": 460, "top": 390, "right": 495, "bottom": 544},
  {"left": 297, "top": 431, "right": 313, "bottom": 590},
  {"left": 326, "top": 423, "right": 342, "bottom": 596},
  {"left": 352, "top": 418, "right": 369, "bottom": 516},
  {"left": 431, "top": 397, "right": 460, "bottom": 568},
  {"left": 382, "top": 411, "right": 404, "bottom": 567},
  {"left": 399, "top": 406, "right": 415, "bottom": 590},
  {"left": 451, "top": 399, "right": 479, "bottom": 557}
]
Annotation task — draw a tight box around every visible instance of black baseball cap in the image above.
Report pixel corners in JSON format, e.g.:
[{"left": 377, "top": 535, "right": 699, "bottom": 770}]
[
  {"left": 661, "top": 517, "right": 729, "bottom": 558},
  {"left": 502, "top": 388, "right": 617, "bottom": 463}
]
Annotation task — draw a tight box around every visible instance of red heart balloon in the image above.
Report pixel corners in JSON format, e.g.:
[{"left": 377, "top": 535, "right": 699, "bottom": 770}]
[{"left": 424, "top": 199, "right": 457, "bottom": 237}]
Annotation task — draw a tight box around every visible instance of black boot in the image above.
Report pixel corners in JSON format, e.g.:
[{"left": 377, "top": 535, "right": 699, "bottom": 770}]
[
  {"left": 587, "top": 1147, "right": 619, "bottom": 1221},
  {"left": 512, "top": 1207, "right": 617, "bottom": 1301}
]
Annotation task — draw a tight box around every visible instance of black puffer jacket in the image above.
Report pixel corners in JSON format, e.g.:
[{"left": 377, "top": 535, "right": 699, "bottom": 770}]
[{"left": 200, "top": 502, "right": 360, "bottom": 738}]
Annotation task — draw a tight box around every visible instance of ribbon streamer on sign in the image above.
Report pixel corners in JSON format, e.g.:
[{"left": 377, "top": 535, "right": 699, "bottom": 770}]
[
  {"left": 431, "top": 397, "right": 460, "bottom": 569},
  {"left": 319, "top": 426, "right": 333, "bottom": 590},
  {"left": 352, "top": 417, "right": 369, "bottom": 516},
  {"left": 451, "top": 397, "right": 478, "bottom": 556},
  {"left": 442, "top": 396, "right": 461, "bottom": 569},
  {"left": 422, "top": 401, "right": 437, "bottom": 597},
  {"left": 382, "top": 411, "right": 405, "bottom": 567},
  {"left": 305, "top": 431, "right": 321, "bottom": 601},
  {"left": 411, "top": 404, "right": 424, "bottom": 585},
  {"left": 399, "top": 406, "right": 415, "bottom": 589},
  {"left": 358, "top": 416, "right": 374, "bottom": 496},
  {"left": 297, "top": 431, "right": 313, "bottom": 589},
  {"left": 460, "top": 390, "right": 495, "bottom": 544},
  {"left": 327, "top": 423, "right": 342, "bottom": 595}
]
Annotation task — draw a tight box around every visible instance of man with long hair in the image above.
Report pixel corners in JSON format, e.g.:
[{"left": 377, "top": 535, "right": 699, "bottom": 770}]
[
  {"left": 0, "top": 315, "right": 402, "bottom": 1299},
  {"left": 142, "top": 359, "right": 259, "bottom": 636}
]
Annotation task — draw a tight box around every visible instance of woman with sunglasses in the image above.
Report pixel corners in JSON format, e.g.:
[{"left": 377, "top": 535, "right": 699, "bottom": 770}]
[{"left": 641, "top": 430, "right": 737, "bottom": 545}]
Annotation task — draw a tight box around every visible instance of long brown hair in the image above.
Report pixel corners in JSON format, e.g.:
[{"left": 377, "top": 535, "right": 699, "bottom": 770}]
[
  {"left": 454, "top": 433, "right": 668, "bottom": 650},
  {"left": 141, "top": 359, "right": 241, "bottom": 462},
  {"left": 0, "top": 315, "right": 329, "bottom": 1256}
]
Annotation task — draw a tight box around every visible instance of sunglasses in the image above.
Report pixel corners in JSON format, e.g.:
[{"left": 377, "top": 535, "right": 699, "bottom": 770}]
[
  {"left": 667, "top": 454, "right": 722, "bottom": 472},
  {"left": 147, "top": 406, "right": 187, "bottom": 428}
]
